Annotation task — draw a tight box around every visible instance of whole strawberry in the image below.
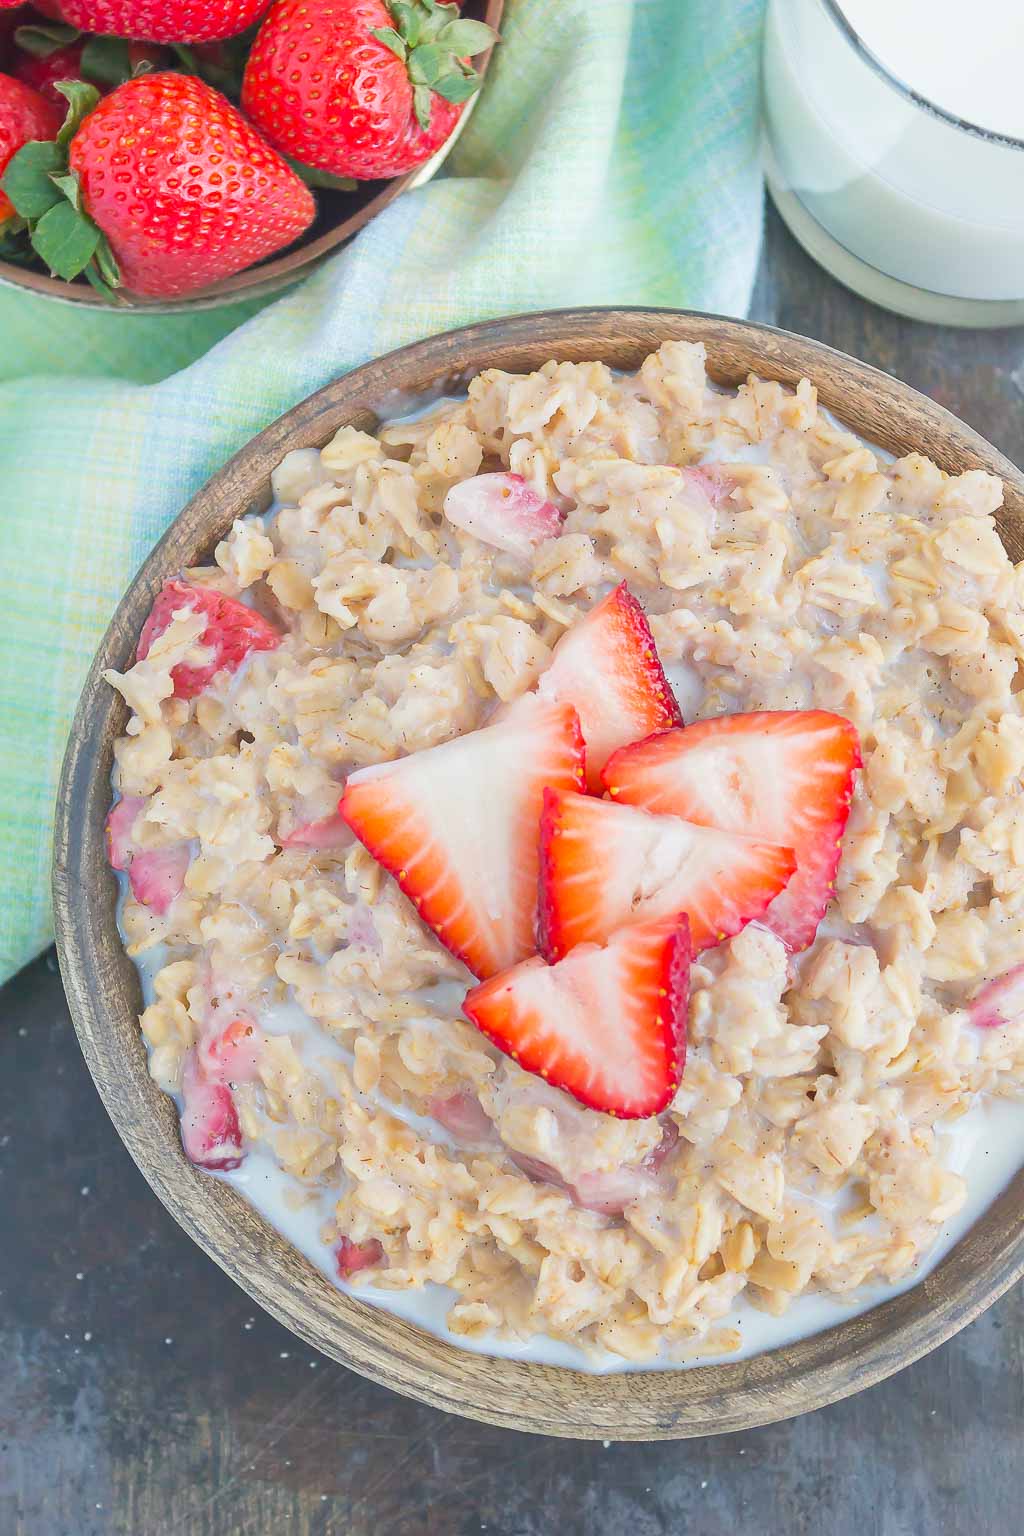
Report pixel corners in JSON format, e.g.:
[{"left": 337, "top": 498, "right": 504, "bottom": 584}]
[
  {"left": 0, "top": 72, "right": 60, "bottom": 223},
  {"left": 242, "top": 0, "right": 497, "bottom": 180},
  {"left": 58, "top": 0, "right": 269, "bottom": 44},
  {"left": 1, "top": 74, "right": 314, "bottom": 295},
  {"left": 12, "top": 35, "right": 167, "bottom": 106}
]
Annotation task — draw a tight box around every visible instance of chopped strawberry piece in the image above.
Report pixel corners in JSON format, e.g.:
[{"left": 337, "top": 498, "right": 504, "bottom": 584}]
[
  {"left": 442, "top": 473, "right": 564, "bottom": 560},
  {"left": 538, "top": 583, "right": 682, "bottom": 791},
  {"left": 570, "top": 1164, "right": 661, "bottom": 1215},
  {"left": 105, "top": 794, "right": 148, "bottom": 871},
  {"left": 463, "top": 917, "right": 691, "bottom": 1119},
  {"left": 127, "top": 843, "right": 191, "bottom": 916},
  {"left": 180, "top": 1050, "right": 244, "bottom": 1172},
  {"left": 279, "top": 813, "right": 353, "bottom": 851},
  {"left": 508, "top": 1148, "right": 669, "bottom": 1216},
  {"left": 604, "top": 711, "right": 861, "bottom": 954},
  {"left": 538, "top": 788, "right": 795, "bottom": 961},
  {"left": 340, "top": 695, "right": 585, "bottom": 980},
  {"left": 136, "top": 579, "right": 281, "bottom": 700},
  {"left": 335, "top": 1236, "right": 384, "bottom": 1279},
  {"left": 427, "top": 1091, "right": 494, "bottom": 1142},
  {"left": 643, "top": 1118, "right": 680, "bottom": 1174},
  {"left": 199, "top": 1016, "right": 263, "bottom": 1085},
  {"left": 969, "top": 965, "right": 1024, "bottom": 1028}
]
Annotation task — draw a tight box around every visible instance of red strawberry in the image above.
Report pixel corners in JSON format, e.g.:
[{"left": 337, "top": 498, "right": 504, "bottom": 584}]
[
  {"left": 59, "top": 0, "right": 269, "bottom": 44},
  {"left": 242, "top": 0, "right": 497, "bottom": 181},
  {"left": 0, "top": 72, "right": 60, "bottom": 220},
  {"left": 62, "top": 74, "right": 314, "bottom": 297},
  {"left": 12, "top": 44, "right": 84, "bottom": 104},
  {"left": 180, "top": 1049, "right": 244, "bottom": 1171},
  {"left": 335, "top": 1236, "right": 384, "bottom": 1278},
  {"left": 12, "top": 39, "right": 166, "bottom": 106},
  {"left": 463, "top": 917, "right": 691, "bottom": 1119},
  {"left": 604, "top": 711, "right": 862, "bottom": 953},
  {"left": 537, "top": 583, "right": 682, "bottom": 793},
  {"left": 127, "top": 842, "right": 192, "bottom": 914},
  {"left": 443, "top": 473, "right": 564, "bottom": 559},
  {"left": 137, "top": 578, "right": 282, "bottom": 698},
  {"left": 538, "top": 787, "right": 796, "bottom": 962},
  {"left": 340, "top": 694, "right": 586, "bottom": 980}
]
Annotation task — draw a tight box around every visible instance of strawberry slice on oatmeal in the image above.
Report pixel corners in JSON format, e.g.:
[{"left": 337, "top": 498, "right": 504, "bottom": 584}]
[
  {"left": 604, "top": 710, "right": 861, "bottom": 953},
  {"left": 339, "top": 693, "right": 585, "bottom": 980},
  {"left": 463, "top": 917, "right": 691, "bottom": 1119},
  {"left": 538, "top": 787, "right": 796, "bottom": 961},
  {"left": 537, "top": 582, "right": 682, "bottom": 791},
  {"left": 137, "top": 579, "right": 281, "bottom": 700}
]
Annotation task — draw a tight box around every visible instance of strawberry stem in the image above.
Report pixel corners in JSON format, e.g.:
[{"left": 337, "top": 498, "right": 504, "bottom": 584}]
[{"left": 373, "top": 0, "right": 497, "bottom": 131}]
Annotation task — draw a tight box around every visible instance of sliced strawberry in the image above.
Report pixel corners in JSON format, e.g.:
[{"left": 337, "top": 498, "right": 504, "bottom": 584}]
[
  {"left": 127, "top": 842, "right": 191, "bottom": 916},
  {"left": 969, "top": 965, "right": 1024, "bottom": 1028},
  {"left": 136, "top": 579, "right": 281, "bottom": 700},
  {"left": 538, "top": 583, "right": 682, "bottom": 792},
  {"left": 442, "top": 472, "right": 564, "bottom": 560},
  {"left": 180, "top": 1049, "right": 244, "bottom": 1172},
  {"left": 199, "top": 1016, "right": 263, "bottom": 1085},
  {"left": 279, "top": 813, "right": 353, "bottom": 851},
  {"left": 340, "top": 695, "right": 585, "bottom": 980},
  {"left": 538, "top": 788, "right": 795, "bottom": 961},
  {"left": 335, "top": 1236, "right": 384, "bottom": 1279},
  {"left": 105, "top": 794, "right": 148, "bottom": 871},
  {"left": 603, "top": 711, "right": 861, "bottom": 953},
  {"left": 463, "top": 917, "right": 691, "bottom": 1119}
]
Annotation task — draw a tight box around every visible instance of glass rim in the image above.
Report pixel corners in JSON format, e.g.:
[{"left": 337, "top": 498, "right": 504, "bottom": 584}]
[{"left": 820, "top": 0, "right": 1024, "bottom": 152}]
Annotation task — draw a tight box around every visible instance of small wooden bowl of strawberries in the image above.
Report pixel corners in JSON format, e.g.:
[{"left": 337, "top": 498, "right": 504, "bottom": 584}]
[{"left": 0, "top": 0, "right": 501, "bottom": 308}]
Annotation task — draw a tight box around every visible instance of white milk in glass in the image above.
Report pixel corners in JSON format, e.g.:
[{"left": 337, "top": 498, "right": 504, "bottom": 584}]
[{"left": 762, "top": 0, "right": 1024, "bottom": 324}]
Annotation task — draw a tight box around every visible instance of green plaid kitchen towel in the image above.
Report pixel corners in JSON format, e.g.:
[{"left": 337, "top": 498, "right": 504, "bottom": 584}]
[{"left": 0, "top": 0, "right": 765, "bottom": 982}]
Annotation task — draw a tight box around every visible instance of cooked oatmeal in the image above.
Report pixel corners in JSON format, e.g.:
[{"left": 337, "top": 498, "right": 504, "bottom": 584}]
[{"left": 105, "top": 340, "right": 1024, "bottom": 1365}]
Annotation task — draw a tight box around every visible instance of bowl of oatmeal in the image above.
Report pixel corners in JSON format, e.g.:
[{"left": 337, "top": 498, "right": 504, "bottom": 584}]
[{"left": 53, "top": 308, "right": 1024, "bottom": 1438}]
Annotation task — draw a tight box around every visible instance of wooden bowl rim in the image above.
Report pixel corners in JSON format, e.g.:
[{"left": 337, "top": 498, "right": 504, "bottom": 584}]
[
  {"left": 0, "top": 0, "right": 503, "bottom": 315},
  {"left": 53, "top": 306, "right": 1024, "bottom": 1439}
]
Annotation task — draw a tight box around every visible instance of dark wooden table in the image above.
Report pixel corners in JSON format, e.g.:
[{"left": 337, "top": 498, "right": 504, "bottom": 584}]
[{"left": 3, "top": 206, "right": 1023, "bottom": 1536}]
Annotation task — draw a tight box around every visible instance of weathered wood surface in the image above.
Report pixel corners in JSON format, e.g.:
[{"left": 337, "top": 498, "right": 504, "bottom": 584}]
[{"left": 3, "top": 205, "right": 1024, "bottom": 1528}]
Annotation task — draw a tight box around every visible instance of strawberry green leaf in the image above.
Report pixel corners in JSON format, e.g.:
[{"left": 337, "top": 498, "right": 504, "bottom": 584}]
[
  {"left": 431, "top": 70, "right": 480, "bottom": 104},
  {"left": 407, "top": 41, "right": 447, "bottom": 85},
  {"left": 79, "top": 36, "right": 134, "bottom": 87},
  {"left": 13, "top": 22, "right": 81, "bottom": 58},
  {"left": 371, "top": 25, "right": 406, "bottom": 60},
  {"left": 49, "top": 171, "right": 82, "bottom": 211},
  {"left": 93, "top": 230, "right": 121, "bottom": 288},
  {"left": 412, "top": 81, "right": 433, "bottom": 131},
  {"left": 388, "top": 1, "right": 422, "bottom": 45},
  {"left": 0, "top": 141, "right": 65, "bottom": 220},
  {"left": 30, "top": 199, "right": 100, "bottom": 280},
  {"left": 54, "top": 80, "right": 101, "bottom": 148},
  {"left": 436, "top": 18, "right": 495, "bottom": 55}
]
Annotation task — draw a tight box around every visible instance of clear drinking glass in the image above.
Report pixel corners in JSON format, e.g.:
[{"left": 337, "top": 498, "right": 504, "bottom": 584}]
[{"left": 762, "top": 0, "right": 1024, "bottom": 326}]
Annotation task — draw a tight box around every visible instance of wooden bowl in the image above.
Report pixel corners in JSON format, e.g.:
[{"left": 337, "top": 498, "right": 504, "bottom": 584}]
[
  {"left": 53, "top": 308, "right": 1024, "bottom": 1439},
  {"left": 0, "top": 0, "right": 502, "bottom": 315}
]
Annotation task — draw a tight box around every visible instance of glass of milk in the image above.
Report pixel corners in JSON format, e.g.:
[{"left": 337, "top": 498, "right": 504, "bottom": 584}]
[{"left": 762, "top": 0, "right": 1024, "bottom": 325}]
